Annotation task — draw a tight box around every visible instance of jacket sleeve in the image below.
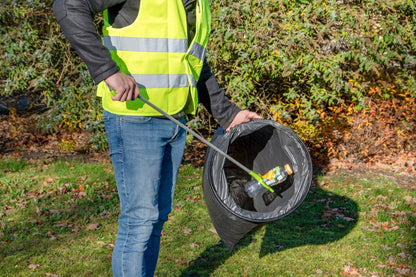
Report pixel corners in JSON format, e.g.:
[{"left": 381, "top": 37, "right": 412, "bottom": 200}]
[
  {"left": 52, "top": 0, "right": 125, "bottom": 84},
  {"left": 197, "top": 60, "right": 241, "bottom": 129}
]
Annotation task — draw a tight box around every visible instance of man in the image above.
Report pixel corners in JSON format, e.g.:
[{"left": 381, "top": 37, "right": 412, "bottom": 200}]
[{"left": 53, "top": 0, "right": 260, "bottom": 276}]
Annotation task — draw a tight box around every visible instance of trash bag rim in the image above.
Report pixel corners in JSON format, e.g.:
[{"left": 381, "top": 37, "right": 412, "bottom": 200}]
[{"left": 203, "top": 119, "right": 313, "bottom": 223}]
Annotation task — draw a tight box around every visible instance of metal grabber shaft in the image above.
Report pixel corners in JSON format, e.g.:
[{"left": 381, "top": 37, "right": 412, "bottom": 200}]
[{"left": 137, "top": 95, "right": 274, "bottom": 193}]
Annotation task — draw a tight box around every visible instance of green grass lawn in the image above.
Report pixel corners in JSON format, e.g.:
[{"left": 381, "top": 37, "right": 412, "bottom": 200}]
[{"left": 0, "top": 157, "right": 414, "bottom": 276}]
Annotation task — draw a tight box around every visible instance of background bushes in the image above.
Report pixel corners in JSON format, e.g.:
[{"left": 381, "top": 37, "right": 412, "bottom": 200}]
[
  {"left": 208, "top": 0, "right": 416, "bottom": 163},
  {"left": 1, "top": 0, "right": 415, "bottom": 162},
  {"left": 0, "top": 0, "right": 105, "bottom": 150},
  {"left": 209, "top": 0, "right": 415, "bottom": 113}
]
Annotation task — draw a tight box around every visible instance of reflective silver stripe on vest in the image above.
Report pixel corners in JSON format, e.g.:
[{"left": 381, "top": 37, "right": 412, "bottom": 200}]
[
  {"left": 103, "top": 36, "right": 188, "bottom": 53},
  {"left": 131, "top": 74, "right": 196, "bottom": 89},
  {"left": 188, "top": 42, "right": 206, "bottom": 61},
  {"left": 189, "top": 74, "right": 197, "bottom": 87}
]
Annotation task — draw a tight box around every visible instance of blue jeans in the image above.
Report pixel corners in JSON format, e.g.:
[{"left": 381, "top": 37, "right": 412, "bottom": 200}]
[{"left": 103, "top": 110, "right": 187, "bottom": 277}]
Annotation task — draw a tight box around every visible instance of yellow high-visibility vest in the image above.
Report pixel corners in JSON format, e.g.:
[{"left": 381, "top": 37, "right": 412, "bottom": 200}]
[{"left": 97, "top": 0, "right": 211, "bottom": 116}]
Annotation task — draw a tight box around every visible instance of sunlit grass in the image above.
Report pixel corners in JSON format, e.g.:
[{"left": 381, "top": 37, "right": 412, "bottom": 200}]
[{"left": 0, "top": 157, "right": 414, "bottom": 276}]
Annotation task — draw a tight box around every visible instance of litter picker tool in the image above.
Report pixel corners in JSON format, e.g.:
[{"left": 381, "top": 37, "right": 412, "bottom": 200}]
[{"left": 137, "top": 95, "right": 276, "bottom": 193}]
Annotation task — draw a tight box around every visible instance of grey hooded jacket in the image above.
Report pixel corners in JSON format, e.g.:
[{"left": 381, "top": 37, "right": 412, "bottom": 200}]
[{"left": 52, "top": 0, "right": 240, "bottom": 128}]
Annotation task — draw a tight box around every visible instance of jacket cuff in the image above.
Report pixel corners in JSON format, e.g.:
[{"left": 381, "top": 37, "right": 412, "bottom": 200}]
[{"left": 92, "top": 66, "right": 120, "bottom": 85}]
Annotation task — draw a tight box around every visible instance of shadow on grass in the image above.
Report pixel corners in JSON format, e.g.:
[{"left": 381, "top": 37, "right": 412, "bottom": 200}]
[
  {"left": 180, "top": 186, "right": 358, "bottom": 277},
  {"left": 0, "top": 184, "right": 119, "bottom": 274}
]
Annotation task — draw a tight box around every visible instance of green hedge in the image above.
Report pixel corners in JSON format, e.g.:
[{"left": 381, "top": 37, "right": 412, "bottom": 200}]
[
  {"left": 0, "top": 0, "right": 105, "bottom": 150},
  {"left": 1, "top": 0, "right": 415, "bottom": 151},
  {"left": 209, "top": 0, "right": 416, "bottom": 120}
]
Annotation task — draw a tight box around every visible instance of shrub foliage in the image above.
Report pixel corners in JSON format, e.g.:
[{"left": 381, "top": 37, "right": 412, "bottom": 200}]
[
  {"left": 209, "top": 0, "right": 415, "bottom": 114},
  {"left": 0, "top": 0, "right": 105, "bottom": 150},
  {"left": 1, "top": 0, "right": 415, "bottom": 160}
]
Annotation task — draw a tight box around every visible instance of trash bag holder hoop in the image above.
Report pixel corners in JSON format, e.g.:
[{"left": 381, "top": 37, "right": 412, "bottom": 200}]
[{"left": 204, "top": 119, "right": 313, "bottom": 223}]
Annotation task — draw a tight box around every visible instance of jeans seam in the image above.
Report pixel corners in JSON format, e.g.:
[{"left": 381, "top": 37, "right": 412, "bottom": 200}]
[
  {"left": 103, "top": 114, "right": 111, "bottom": 150},
  {"left": 117, "top": 115, "right": 128, "bottom": 277},
  {"left": 118, "top": 117, "right": 128, "bottom": 203}
]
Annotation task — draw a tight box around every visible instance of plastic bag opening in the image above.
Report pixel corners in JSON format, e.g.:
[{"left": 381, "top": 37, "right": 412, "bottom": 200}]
[{"left": 224, "top": 125, "right": 295, "bottom": 213}]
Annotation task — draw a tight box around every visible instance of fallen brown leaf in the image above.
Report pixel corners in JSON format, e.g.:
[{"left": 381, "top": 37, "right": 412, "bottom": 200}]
[
  {"left": 184, "top": 228, "right": 192, "bottom": 235},
  {"left": 28, "top": 264, "right": 40, "bottom": 269},
  {"left": 35, "top": 206, "right": 41, "bottom": 216},
  {"left": 208, "top": 228, "right": 217, "bottom": 235},
  {"left": 404, "top": 195, "right": 413, "bottom": 203},
  {"left": 86, "top": 223, "right": 100, "bottom": 231},
  {"left": 190, "top": 242, "right": 199, "bottom": 248}
]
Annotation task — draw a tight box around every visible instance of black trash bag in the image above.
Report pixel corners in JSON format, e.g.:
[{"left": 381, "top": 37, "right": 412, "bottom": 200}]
[{"left": 202, "top": 119, "right": 312, "bottom": 251}]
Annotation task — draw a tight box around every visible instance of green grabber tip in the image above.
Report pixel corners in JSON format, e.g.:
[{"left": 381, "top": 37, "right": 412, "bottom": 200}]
[{"left": 249, "top": 171, "right": 274, "bottom": 193}]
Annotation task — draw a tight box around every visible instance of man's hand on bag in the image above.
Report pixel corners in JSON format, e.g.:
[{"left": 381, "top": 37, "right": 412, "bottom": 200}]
[
  {"left": 226, "top": 110, "right": 262, "bottom": 131},
  {"left": 105, "top": 72, "right": 140, "bottom": 102}
]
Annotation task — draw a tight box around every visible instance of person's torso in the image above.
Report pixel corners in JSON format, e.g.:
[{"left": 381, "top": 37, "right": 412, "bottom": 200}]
[{"left": 97, "top": 0, "right": 211, "bottom": 116}]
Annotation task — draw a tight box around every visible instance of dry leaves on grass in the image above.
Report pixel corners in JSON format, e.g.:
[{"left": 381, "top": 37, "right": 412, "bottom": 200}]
[
  {"left": 340, "top": 265, "right": 369, "bottom": 276},
  {"left": 403, "top": 195, "right": 415, "bottom": 204},
  {"left": 208, "top": 228, "right": 217, "bottom": 235},
  {"left": 85, "top": 223, "right": 100, "bottom": 231},
  {"left": 28, "top": 264, "right": 40, "bottom": 269},
  {"left": 190, "top": 242, "right": 199, "bottom": 248},
  {"left": 183, "top": 228, "right": 192, "bottom": 236}
]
